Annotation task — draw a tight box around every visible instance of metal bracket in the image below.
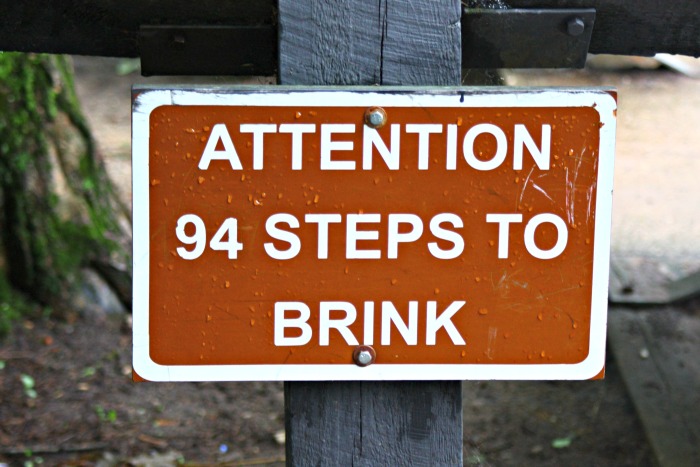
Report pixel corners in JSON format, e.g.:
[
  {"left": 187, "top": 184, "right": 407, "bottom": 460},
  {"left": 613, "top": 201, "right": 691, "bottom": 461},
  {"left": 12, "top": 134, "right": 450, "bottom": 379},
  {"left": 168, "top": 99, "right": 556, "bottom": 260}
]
[
  {"left": 609, "top": 257, "right": 700, "bottom": 305},
  {"left": 462, "top": 8, "right": 596, "bottom": 69},
  {"left": 139, "top": 25, "right": 276, "bottom": 76}
]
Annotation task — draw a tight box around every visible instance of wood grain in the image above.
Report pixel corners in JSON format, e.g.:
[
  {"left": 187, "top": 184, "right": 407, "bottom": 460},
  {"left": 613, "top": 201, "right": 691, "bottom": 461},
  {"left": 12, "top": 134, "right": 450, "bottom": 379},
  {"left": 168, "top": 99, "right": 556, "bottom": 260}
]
[
  {"left": 2, "top": 1, "right": 700, "bottom": 67},
  {"left": 279, "top": 1, "right": 463, "bottom": 465},
  {"left": 285, "top": 381, "right": 463, "bottom": 465},
  {"left": 0, "top": 0, "right": 274, "bottom": 57},
  {"left": 279, "top": 0, "right": 460, "bottom": 85},
  {"left": 608, "top": 307, "right": 700, "bottom": 466}
]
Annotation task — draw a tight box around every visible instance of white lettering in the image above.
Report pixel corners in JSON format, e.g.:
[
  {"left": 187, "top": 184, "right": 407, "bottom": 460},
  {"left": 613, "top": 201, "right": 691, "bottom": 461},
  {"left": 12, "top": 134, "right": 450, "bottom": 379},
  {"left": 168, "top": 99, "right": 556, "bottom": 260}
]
[
  {"left": 305, "top": 213, "right": 342, "bottom": 259},
  {"left": 426, "top": 301, "right": 467, "bottom": 345},
  {"left": 362, "top": 124, "right": 401, "bottom": 170},
  {"left": 381, "top": 301, "right": 418, "bottom": 345},
  {"left": 485, "top": 213, "right": 523, "bottom": 259},
  {"left": 198, "top": 122, "right": 553, "bottom": 172},
  {"left": 199, "top": 123, "right": 242, "bottom": 170},
  {"left": 446, "top": 124, "right": 458, "bottom": 170},
  {"left": 387, "top": 214, "right": 423, "bottom": 259},
  {"left": 274, "top": 302, "right": 312, "bottom": 346},
  {"left": 346, "top": 214, "right": 381, "bottom": 259},
  {"left": 463, "top": 123, "right": 508, "bottom": 171},
  {"left": 264, "top": 213, "right": 301, "bottom": 260},
  {"left": 363, "top": 302, "right": 375, "bottom": 345},
  {"left": 319, "top": 302, "right": 360, "bottom": 346},
  {"left": 279, "top": 123, "right": 316, "bottom": 170},
  {"left": 514, "top": 124, "right": 551, "bottom": 170},
  {"left": 175, "top": 214, "right": 206, "bottom": 260},
  {"left": 321, "top": 124, "right": 356, "bottom": 170},
  {"left": 273, "top": 300, "right": 467, "bottom": 347},
  {"left": 239, "top": 124, "right": 277, "bottom": 170},
  {"left": 524, "top": 213, "right": 568, "bottom": 259},
  {"left": 428, "top": 213, "right": 464, "bottom": 259},
  {"left": 405, "top": 124, "right": 443, "bottom": 170}
]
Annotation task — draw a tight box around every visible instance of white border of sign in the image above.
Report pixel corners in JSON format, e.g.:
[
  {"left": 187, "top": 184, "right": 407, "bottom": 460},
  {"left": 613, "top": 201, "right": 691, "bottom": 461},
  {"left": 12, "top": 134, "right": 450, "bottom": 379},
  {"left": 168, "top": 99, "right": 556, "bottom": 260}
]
[{"left": 132, "top": 87, "right": 616, "bottom": 382}]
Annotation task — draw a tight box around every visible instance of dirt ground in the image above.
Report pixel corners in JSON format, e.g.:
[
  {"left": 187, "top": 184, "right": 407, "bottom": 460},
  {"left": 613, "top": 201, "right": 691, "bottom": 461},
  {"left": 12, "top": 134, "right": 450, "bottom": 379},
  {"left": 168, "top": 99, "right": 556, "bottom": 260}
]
[
  {"left": 2, "top": 56, "right": 699, "bottom": 466},
  {"left": 0, "top": 312, "right": 649, "bottom": 466}
]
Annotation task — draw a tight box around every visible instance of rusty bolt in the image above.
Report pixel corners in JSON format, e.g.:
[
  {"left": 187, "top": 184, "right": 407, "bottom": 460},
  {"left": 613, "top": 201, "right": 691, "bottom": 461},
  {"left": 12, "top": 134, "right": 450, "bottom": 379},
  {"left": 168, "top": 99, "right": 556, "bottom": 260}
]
[
  {"left": 364, "top": 107, "right": 387, "bottom": 129},
  {"left": 566, "top": 18, "right": 586, "bottom": 37},
  {"left": 353, "top": 345, "right": 376, "bottom": 367}
]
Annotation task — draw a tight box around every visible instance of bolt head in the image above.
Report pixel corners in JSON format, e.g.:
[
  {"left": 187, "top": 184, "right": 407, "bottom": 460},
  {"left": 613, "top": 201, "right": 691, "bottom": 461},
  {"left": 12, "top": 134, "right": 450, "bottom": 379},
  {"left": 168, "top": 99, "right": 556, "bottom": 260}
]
[
  {"left": 567, "top": 18, "right": 586, "bottom": 37},
  {"left": 171, "top": 32, "right": 187, "bottom": 50},
  {"left": 364, "top": 107, "right": 387, "bottom": 129},
  {"left": 357, "top": 351, "right": 372, "bottom": 365},
  {"left": 353, "top": 345, "right": 376, "bottom": 367}
]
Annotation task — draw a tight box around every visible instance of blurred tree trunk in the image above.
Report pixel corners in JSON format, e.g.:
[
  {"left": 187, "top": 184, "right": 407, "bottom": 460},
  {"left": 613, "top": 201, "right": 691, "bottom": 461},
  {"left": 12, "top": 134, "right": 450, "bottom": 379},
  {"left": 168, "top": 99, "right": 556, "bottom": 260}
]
[{"left": 0, "top": 53, "right": 131, "bottom": 316}]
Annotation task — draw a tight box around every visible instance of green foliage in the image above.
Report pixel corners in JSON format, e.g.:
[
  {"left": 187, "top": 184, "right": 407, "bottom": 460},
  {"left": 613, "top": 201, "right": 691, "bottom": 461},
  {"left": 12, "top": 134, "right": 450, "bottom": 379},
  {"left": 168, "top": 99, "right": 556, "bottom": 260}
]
[
  {"left": 95, "top": 404, "right": 117, "bottom": 423},
  {"left": 551, "top": 435, "right": 574, "bottom": 449},
  {"left": 20, "top": 373, "right": 37, "bottom": 399},
  {"left": 0, "top": 52, "right": 126, "bottom": 314},
  {"left": 115, "top": 58, "right": 141, "bottom": 76},
  {"left": 23, "top": 448, "right": 44, "bottom": 467},
  {"left": 0, "top": 273, "right": 31, "bottom": 336},
  {"left": 0, "top": 298, "right": 20, "bottom": 336},
  {"left": 0, "top": 53, "right": 53, "bottom": 179}
]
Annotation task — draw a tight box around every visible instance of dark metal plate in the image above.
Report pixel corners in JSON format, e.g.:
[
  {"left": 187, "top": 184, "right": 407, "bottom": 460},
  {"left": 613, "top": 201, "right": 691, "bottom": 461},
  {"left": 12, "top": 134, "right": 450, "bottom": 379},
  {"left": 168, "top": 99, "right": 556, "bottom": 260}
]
[{"left": 462, "top": 8, "right": 596, "bottom": 69}]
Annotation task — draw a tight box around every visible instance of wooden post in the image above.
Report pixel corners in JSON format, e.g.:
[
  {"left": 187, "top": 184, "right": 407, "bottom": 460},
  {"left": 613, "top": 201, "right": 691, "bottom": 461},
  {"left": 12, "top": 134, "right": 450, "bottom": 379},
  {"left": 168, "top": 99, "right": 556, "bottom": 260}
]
[{"left": 278, "top": 1, "right": 463, "bottom": 464}]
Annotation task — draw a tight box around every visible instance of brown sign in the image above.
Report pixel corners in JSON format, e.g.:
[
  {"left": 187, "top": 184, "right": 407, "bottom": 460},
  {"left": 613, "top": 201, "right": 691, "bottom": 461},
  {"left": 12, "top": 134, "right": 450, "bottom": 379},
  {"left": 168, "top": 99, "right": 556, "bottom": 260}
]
[{"left": 132, "top": 88, "right": 616, "bottom": 381}]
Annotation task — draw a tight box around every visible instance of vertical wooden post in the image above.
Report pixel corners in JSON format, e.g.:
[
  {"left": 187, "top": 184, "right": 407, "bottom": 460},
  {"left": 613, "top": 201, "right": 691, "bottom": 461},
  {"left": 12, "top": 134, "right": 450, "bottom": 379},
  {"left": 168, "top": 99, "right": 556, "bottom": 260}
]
[{"left": 278, "top": 1, "right": 463, "bottom": 464}]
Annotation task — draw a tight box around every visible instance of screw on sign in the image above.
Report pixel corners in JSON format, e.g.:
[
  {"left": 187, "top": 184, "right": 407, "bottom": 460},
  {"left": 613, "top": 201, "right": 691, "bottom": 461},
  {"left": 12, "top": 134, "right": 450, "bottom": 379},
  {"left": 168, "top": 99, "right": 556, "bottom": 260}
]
[
  {"left": 353, "top": 345, "right": 376, "bottom": 367},
  {"left": 364, "top": 107, "right": 388, "bottom": 129},
  {"left": 132, "top": 88, "right": 616, "bottom": 382}
]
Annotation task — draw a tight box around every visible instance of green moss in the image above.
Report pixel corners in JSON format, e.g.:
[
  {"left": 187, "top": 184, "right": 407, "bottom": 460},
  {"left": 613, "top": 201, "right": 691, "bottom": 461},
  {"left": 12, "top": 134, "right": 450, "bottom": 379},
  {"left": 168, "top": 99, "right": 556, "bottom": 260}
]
[
  {"left": 0, "top": 52, "right": 128, "bottom": 312},
  {"left": 0, "top": 273, "right": 31, "bottom": 336}
]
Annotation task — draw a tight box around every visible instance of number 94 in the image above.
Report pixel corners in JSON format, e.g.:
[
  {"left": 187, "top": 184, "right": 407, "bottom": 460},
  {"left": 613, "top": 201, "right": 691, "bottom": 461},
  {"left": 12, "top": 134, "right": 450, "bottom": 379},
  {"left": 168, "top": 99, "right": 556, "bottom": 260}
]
[{"left": 175, "top": 214, "right": 243, "bottom": 260}]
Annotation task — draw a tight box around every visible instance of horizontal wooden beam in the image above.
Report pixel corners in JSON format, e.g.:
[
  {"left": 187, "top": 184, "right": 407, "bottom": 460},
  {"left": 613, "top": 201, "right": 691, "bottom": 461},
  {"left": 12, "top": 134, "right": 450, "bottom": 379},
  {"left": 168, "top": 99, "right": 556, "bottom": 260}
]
[
  {"left": 1, "top": 1, "right": 698, "bottom": 73},
  {"left": 0, "top": 0, "right": 274, "bottom": 57},
  {"left": 504, "top": 0, "right": 700, "bottom": 57}
]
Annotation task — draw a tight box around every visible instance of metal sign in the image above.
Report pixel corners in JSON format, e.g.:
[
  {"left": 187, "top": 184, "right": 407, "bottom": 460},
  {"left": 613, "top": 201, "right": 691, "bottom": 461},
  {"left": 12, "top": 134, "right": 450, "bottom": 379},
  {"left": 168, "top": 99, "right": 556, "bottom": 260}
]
[{"left": 132, "top": 87, "right": 616, "bottom": 381}]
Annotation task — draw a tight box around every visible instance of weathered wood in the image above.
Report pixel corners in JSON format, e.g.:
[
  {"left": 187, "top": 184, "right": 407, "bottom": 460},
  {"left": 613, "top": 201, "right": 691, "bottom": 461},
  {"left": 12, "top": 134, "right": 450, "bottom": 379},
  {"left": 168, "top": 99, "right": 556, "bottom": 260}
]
[
  {"left": 3, "top": 0, "right": 700, "bottom": 68},
  {"left": 279, "top": 0, "right": 463, "bottom": 465},
  {"left": 285, "top": 381, "right": 463, "bottom": 465},
  {"left": 139, "top": 25, "right": 276, "bottom": 76},
  {"left": 0, "top": 0, "right": 274, "bottom": 57},
  {"left": 279, "top": 0, "right": 460, "bottom": 85},
  {"left": 609, "top": 256, "right": 700, "bottom": 305},
  {"left": 608, "top": 307, "right": 700, "bottom": 466}
]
